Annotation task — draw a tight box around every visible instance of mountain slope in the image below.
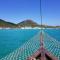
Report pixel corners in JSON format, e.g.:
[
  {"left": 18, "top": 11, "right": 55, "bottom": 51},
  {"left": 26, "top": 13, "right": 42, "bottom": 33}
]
[
  {"left": 0, "top": 19, "right": 17, "bottom": 28},
  {"left": 18, "top": 19, "right": 40, "bottom": 27}
]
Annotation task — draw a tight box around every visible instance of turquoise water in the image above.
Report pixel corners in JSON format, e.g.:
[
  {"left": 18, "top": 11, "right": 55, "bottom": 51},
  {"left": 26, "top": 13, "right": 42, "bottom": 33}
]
[
  {"left": 0, "top": 29, "right": 60, "bottom": 59},
  {"left": 45, "top": 29, "right": 60, "bottom": 41},
  {"left": 0, "top": 29, "right": 39, "bottom": 59}
]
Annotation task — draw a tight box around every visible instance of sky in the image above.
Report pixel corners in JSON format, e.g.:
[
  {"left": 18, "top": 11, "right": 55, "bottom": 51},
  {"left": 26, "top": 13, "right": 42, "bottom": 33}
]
[{"left": 0, "top": 0, "right": 60, "bottom": 26}]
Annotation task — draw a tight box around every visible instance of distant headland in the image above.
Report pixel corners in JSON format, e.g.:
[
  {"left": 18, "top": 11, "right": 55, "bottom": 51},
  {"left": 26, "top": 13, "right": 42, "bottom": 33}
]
[{"left": 0, "top": 19, "right": 60, "bottom": 29}]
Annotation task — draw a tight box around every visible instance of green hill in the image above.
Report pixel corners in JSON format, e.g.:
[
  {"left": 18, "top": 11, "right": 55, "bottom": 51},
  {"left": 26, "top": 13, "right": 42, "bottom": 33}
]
[{"left": 0, "top": 19, "right": 17, "bottom": 28}]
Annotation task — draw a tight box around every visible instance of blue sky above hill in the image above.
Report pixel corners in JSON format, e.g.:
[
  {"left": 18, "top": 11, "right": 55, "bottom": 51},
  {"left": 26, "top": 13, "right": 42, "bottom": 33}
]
[{"left": 0, "top": 0, "right": 60, "bottom": 26}]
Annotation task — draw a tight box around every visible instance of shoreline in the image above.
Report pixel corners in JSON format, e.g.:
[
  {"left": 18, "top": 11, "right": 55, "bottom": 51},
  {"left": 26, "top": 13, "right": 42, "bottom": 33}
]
[{"left": 0, "top": 27, "right": 59, "bottom": 30}]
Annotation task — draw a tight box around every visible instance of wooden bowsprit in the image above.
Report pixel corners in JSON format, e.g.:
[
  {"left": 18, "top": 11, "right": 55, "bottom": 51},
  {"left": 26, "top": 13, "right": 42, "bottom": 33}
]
[{"left": 27, "top": 0, "right": 58, "bottom": 60}]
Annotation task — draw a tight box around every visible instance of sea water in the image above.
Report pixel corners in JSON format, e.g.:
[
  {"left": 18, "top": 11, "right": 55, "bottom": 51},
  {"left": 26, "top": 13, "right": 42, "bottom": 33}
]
[
  {"left": 0, "top": 29, "right": 39, "bottom": 59},
  {"left": 45, "top": 29, "right": 60, "bottom": 41},
  {"left": 0, "top": 29, "right": 60, "bottom": 59}
]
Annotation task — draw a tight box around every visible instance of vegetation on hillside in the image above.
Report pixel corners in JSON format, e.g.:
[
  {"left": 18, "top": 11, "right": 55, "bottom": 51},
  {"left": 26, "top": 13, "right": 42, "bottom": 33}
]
[
  {"left": 0, "top": 19, "right": 60, "bottom": 28},
  {"left": 0, "top": 19, "right": 17, "bottom": 28}
]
